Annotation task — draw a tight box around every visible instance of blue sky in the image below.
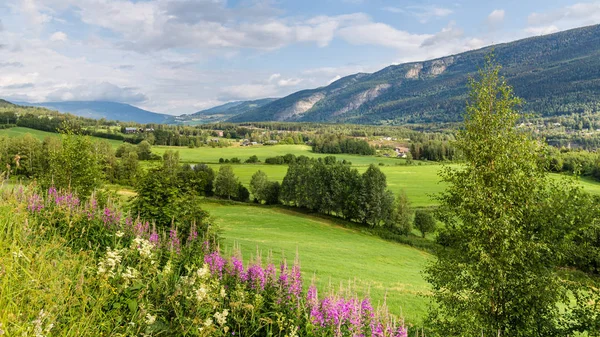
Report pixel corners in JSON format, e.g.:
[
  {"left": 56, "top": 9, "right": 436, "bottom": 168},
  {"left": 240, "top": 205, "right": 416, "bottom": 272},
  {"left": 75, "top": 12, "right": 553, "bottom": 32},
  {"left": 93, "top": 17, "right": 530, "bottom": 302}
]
[{"left": 0, "top": 0, "right": 599, "bottom": 115}]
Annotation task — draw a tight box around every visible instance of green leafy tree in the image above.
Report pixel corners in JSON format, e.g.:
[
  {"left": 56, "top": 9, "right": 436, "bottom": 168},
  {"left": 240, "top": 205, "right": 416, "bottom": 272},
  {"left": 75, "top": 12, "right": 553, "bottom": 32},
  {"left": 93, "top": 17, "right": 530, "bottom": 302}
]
[
  {"left": 250, "top": 170, "right": 269, "bottom": 203},
  {"left": 136, "top": 140, "right": 153, "bottom": 160},
  {"left": 215, "top": 165, "right": 239, "bottom": 199},
  {"left": 425, "top": 57, "right": 597, "bottom": 336},
  {"left": 360, "top": 164, "right": 390, "bottom": 227},
  {"left": 393, "top": 190, "right": 412, "bottom": 235},
  {"left": 43, "top": 129, "right": 103, "bottom": 197},
  {"left": 414, "top": 210, "right": 435, "bottom": 238}
]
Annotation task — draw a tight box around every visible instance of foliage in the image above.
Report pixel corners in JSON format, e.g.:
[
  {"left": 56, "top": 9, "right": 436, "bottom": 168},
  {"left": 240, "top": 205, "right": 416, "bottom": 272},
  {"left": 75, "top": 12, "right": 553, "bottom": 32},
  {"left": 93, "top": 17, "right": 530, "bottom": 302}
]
[
  {"left": 392, "top": 190, "right": 412, "bottom": 235},
  {"left": 250, "top": 170, "right": 281, "bottom": 204},
  {"left": 425, "top": 57, "right": 600, "bottom": 336},
  {"left": 214, "top": 165, "right": 239, "bottom": 200},
  {"left": 41, "top": 130, "right": 103, "bottom": 198},
  {"left": 312, "top": 134, "right": 375, "bottom": 155},
  {"left": 413, "top": 210, "right": 435, "bottom": 238},
  {"left": 133, "top": 151, "right": 211, "bottom": 232}
]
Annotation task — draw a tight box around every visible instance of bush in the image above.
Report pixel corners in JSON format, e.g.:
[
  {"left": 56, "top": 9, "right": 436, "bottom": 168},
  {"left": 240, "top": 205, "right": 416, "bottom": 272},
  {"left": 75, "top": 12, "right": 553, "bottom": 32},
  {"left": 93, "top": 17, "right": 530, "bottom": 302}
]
[
  {"left": 245, "top": 155, "right": 260, "bottom": 163},
  {"left": 414, "top": 210, "right": 436, "bottom": 238}
]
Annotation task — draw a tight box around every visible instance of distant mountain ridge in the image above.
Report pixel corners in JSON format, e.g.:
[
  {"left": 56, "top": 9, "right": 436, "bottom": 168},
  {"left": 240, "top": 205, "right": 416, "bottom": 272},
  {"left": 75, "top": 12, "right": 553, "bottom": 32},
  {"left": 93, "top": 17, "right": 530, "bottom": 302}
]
[
  {"left": 13, "top": 101, "right": 172, "bottom": 124},
  {"left": 175, "top": 98, "right": 277, "bottom": 124},
  {"left": 229, "top": 24, "right": 600, "bottom": 124}
]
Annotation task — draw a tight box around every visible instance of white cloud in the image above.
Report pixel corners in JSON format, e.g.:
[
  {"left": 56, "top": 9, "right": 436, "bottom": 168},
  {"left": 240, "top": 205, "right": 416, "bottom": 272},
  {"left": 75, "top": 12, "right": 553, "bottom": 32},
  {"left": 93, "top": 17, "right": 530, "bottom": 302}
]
[
  {"left": 338, "top": 22, "right": 431, "bottom": 49},
  {"left": 46, "top": 82, "right": 147, "bottom": 103},
  {"left": 487, "top": 9, "right": 505, "bottom": 27},
  {"left": 50, "top": 31, "right": 67, "bottom": 42},
  {"left": 277, "top": 78, "right": 303, "bottom": 87},
  {"left": 527, "top": 2, "right": 600, "bottom": 30},
  {"left": 218, "top": 83, "right": 279, "bottom": 101},
  {"left": 524, "top": 25, "right": 560, "bottom": 35},
  {"left": 384, "top": 5, "right": 453, "bottom": 23},
  {"left": 421, "top": 21, "right": 463, "bottom": 47},
  {"left": 20, "top": 0, "right": 52, "bottom": 26}
]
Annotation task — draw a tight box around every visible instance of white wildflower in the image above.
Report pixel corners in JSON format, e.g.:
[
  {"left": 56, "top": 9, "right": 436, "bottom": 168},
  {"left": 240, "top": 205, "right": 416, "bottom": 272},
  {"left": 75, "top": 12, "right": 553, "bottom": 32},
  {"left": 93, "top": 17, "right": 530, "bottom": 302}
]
[
  {"left": 98, "top": 247, "right": 123, "bottom": 278},
  {"left": 115, "top": 231, "right": 125, "bottom": 238},
  {"left": 132, "top": 237, "right": 153, "bottom": 258},
  {"left": 122, "top": 267, "right": 139, "bottom": 280},
  {"left": 32, "top": 309, "right": 52, "bottom": 337},
  {"left": 220, "top": 286, "right": 226, "bottom": 298},
  {"left": 213, "top": 309, "right": 228, "bottom": 326},
  {"left": 195, "top": 285, "right": 208, "bottom": 302},
  {"left": 12, "top": 249, "right": 24, "bottom": 259},
  {"left": 204, "top": 318, "right": 213, "bottom": 327},
  {"left": 196, "top": 264, "right": 209, "bottom": 279},
  {"left": 145, "top": 313, "right": 156, "bottom": 325}
]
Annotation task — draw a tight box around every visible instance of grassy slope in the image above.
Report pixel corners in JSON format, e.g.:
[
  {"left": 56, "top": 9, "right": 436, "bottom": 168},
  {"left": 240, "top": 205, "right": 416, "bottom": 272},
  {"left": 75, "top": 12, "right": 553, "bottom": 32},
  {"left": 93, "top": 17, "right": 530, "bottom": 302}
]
[
  {"left": 0, "top": 127, "right": 124, "bottom": 147},
  {"left": 203, "top": 201, "right": 431, "bottom": 326}
]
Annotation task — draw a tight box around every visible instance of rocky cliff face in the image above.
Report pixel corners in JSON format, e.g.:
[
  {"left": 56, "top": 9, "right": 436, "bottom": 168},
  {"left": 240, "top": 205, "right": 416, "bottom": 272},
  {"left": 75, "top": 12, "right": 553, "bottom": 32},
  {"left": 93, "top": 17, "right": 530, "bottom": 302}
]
[
  {"left": 333, "top": 84, "right": 391, "bottom": 117},
  {"left": 275, "top": 92, "right": 326, "bottom": 120}
]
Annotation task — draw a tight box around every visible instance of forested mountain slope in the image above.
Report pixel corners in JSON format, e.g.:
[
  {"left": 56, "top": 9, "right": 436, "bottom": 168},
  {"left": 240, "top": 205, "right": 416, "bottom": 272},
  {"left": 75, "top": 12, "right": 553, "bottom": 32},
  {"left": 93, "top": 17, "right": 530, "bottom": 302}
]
[
  {"left": 229, "top": 24, "right": 600, "bottom": 124},
  {"left": 175, "top": 98, "right": 277, "bottom": 124}
]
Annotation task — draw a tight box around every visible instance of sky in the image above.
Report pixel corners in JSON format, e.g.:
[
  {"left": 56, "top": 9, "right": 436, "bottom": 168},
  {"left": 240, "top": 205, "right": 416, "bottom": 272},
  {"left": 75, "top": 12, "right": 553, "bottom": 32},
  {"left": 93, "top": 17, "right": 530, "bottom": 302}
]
[{"left": 0, "top": 0, "right": 599, "bottom": 115}]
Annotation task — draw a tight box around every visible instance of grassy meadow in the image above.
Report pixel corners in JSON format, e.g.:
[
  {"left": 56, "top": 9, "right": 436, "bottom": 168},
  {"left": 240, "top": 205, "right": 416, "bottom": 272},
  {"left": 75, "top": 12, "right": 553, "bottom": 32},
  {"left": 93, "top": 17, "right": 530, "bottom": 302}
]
[
  {"left": 153, "top": 144, "right": 410, "bottom": 166},
  {"left": 202, "top": 201, "right": 432, "bottom": 326}
]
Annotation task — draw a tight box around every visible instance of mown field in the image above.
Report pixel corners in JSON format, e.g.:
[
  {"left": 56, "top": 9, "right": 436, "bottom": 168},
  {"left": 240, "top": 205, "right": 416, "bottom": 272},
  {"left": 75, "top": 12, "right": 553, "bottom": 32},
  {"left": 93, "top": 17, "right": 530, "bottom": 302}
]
[
  {"left": 202, "top": 201, "right": 432, "bottom": 326},
  {"left": 153, "top": 144, "right": 409, "bottom": 166}
]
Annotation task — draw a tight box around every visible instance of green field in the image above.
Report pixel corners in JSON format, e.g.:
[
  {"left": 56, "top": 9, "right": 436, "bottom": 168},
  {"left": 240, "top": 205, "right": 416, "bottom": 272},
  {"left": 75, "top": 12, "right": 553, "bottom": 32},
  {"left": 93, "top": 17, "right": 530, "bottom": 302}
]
[
  {"left": 5, "top": 129, "right": 600, "bottom": 207},
  {"left": 153, "top": 144, "right": 409, "bottom": 166},
  {"left": 0, "top": 127, "right": 124, "bottom": 147},
  {"left": 202, "top": 201, "right": 431, "bottom": 326}
]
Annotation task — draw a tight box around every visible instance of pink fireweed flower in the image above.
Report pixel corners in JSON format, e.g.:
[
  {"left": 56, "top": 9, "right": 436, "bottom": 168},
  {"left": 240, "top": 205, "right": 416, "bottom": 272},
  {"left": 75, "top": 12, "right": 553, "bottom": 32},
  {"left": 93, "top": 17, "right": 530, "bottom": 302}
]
[
  {"left": 245, "top": 263, "right": 266, "bottom": 290},
  {"left": 47, "top": 186, "right": 57, "bottom": 198},
  {"left": 204, "top": 251, "right": 226, "bottom": 278},
  {"left": 230, "top": 256, "right": 246, "bottom": 281},
  {"left": 149, "top": 225, "right": 160, "bottom": 246},
  {"left": 134, "top": 220, "right": 149, "bottom": 237},
  {"left": 169, "top": 228, "right": 181, "bottom": 254},
  {"left": 27, "top": 194, "right": 44, "bottom": 213},
  {"left": 187, "top": 223, "right": 198, "bottom": 243},
  {"left": 289, "top": 262, "right": 302, "bottom": 298},
  {"left": 265, "top": 263, "right": 277, "bottom": 287}
]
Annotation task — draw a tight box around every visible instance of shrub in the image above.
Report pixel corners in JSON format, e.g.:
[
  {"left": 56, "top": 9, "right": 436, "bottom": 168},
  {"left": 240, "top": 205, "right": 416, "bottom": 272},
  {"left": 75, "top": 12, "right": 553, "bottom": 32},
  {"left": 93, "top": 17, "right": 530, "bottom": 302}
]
[{"left": 414, "top": 210, "right": 436, "bottom": 238}]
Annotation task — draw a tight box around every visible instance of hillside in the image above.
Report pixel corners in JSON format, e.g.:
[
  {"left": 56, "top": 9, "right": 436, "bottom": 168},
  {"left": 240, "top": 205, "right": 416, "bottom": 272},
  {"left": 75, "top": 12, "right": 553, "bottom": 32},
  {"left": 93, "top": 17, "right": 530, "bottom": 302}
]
[
  {"left": 0, "top": 99, "right": 16, "bottom": 108},
  {"left": 16, "top": 101, "right": 172, "bottom": 124},
  {"left": 174, "top": 98, "right": 277, "bottom": 124},
  {"left": 229, "top": 24, "right": 600, "bottom": 124}
]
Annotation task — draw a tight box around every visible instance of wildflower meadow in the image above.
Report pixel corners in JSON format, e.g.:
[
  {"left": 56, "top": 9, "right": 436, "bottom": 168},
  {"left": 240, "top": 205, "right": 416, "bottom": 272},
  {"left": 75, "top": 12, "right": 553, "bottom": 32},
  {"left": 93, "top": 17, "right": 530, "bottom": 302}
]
[{"left": 0, "top": 184, "right": 407, "bottom": 336}]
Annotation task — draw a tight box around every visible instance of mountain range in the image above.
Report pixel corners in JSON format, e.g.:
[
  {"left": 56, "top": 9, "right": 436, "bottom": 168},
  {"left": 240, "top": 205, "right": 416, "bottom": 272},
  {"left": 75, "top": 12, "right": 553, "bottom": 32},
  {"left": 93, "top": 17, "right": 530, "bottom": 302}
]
[
  {"left": 229, "top": 24, "right": 600, "bottom": 124},
  {"left": 11, "top": 101, "right": 172, "bottom": 124},
  {"left": 3, "top": 24, "right": 600, "bottom": 126},
  {"left": 174, "top": 98, "right": 277, "bottom": 124}
]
